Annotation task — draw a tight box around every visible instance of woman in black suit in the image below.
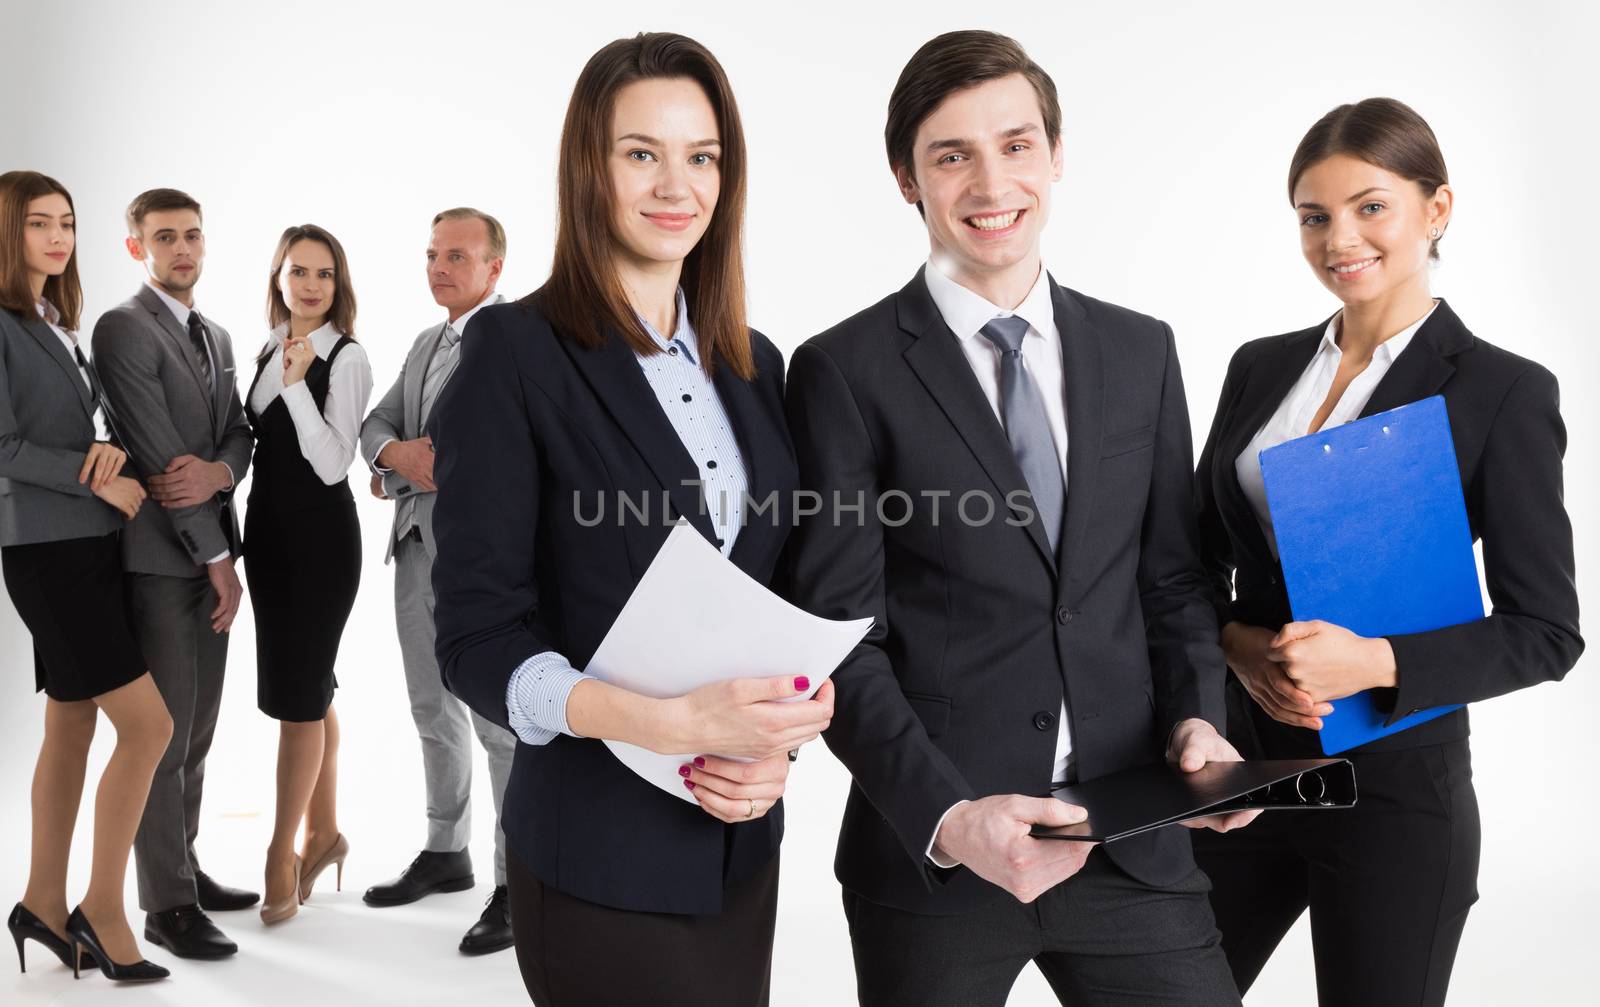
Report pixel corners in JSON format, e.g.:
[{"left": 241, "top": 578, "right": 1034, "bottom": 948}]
[
  {"left": 243, "top": 224, "right": 370, "bottom": 924},
  {"left": 1192, "top": 98, "right": 1583, "bottom": 1007},
  {"left": 0, "top": 170, "right": 172, "bottom": 982},
  {"left": 430, "top": 33, "right": 833, "bottom": 1006}
]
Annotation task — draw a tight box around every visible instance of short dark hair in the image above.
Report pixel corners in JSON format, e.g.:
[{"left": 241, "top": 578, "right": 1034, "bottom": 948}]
[
  {"left": 1288, "top": 98, "right": 1450, "bottom": 260},
  {"left": 126, "top": 187, "right": 202, "bottom": 236},
  {"left": 432, "top": 207, "right": 506, "bottom": 261},
  {"left": 885, "top": 31, "right": 1062, "bottom": 179}
]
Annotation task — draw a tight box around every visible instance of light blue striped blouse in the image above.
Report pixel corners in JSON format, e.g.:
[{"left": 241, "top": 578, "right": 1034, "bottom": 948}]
[{"left": 503, "top": 290, "right": 750, "bottom": 745}]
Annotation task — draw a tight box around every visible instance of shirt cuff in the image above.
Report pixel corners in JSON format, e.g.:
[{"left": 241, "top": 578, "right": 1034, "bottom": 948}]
[
  {"left": 925, "top": 800, "right": 969, "bottom": 869},
  {"left": 219, "top": 461, "right": 235, "bottom": 490},
  {"left": 280, "top": 379, "right": 321, "bottom": 432},
  {"left": 370, "top": 437, "right": 396, "bottom": 474},
  {"left": 206, "top": 550, "right": 230, "bottom": 565},
  {"left": 505, "top": 651, "right": 594, "bottom": 746}
]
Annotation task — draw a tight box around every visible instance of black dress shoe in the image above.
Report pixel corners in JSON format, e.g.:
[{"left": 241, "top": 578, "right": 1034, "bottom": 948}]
[
  {"left": 8, "top": 902, "right": 95, "bottom": 972},
  {"left": 363, "top": 849, "right": 474, "bottom": 907},
  {"left": 66, "top": 906, "right": 169, "bottom": 982},
  {"left": 144, "top": 904, "right": 238, "bottom": 960},
  {"left": 458, "top": 885, "right": 513, "bottom": 956},
  {"left": 195, "top": 870, "right": 260, "bottom": 912}
]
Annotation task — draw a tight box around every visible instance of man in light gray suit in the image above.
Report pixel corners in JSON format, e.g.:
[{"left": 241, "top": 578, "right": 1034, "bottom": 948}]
[
  {"left": 359, "top": 207, "right": 515, "bottom": 955},
  {"left": 90, "top": 189, "right": 256, "bottom": 962}
]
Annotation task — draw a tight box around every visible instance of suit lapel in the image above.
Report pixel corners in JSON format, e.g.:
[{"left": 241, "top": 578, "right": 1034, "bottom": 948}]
[
  {"left": 898, "top": 271, "right": 1056, "bottom": 573},
  {"left": 136, "top": 285, "right": 214, "bottom": 418},
  {"left": 1357, "top": 300, "right": 1468, "bottom": 419},
  {"left": 405, "top": 323, "right": 446, "bottom": 438},
  {"left": 562, "top": 329, "right": 720, "bottom": 544},
  {"left": 1052, "top": 281, "right": 1102, "bottom": 580},
  {"left": 20, "top": 314, "right": 95, "bottom": 420}
]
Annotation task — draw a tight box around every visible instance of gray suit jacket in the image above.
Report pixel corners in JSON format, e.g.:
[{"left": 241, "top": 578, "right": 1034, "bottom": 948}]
[
  {"left": 91, "top": 285, "right": 253, "bottom": 576},
  {"left": 0, "top": 306, "right": 122, "bottom": 546},
  {"left": 360, "top": 295, "right": 504, "bottom": 565}
]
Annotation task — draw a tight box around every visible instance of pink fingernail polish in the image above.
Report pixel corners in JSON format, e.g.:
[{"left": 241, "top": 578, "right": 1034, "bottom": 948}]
[
  {"left": 678, "top": 765, "right": 691, "bottom": 777},
  {"left": 683, "top": 780, "right": 696, "bottom": 791},
  {"left": 693, "top": 757, "right": 706, "bottom": 768},
  {"left": 794, "top": 676, "right": 810, "bottom": 692}
]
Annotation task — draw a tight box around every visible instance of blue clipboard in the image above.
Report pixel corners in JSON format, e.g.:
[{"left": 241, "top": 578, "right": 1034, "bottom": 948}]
[{"left": 1259, "top": 395, "right": 1482, "bottom": 754}]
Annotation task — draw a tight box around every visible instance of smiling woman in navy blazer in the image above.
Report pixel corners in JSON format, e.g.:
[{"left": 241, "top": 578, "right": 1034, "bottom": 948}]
[
  {"left": 429, "top": 32, "right": 830, "bottom": 1007},
  {"left": 1192, "top": 99, "right": 1583, "bottom": 1007}
]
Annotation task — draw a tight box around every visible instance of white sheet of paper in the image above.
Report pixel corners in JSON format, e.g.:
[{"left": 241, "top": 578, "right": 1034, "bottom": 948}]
[{"left": 584, "top": 522, "right": 873, "bottom": 802}]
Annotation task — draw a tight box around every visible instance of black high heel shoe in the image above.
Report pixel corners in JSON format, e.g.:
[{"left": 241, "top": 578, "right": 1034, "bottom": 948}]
[
  {"left": 64, "top": 906, "right": 168, "bottom": 982},
  {"left": 8, "top": 902, "right": 96, "bottom": 973}
]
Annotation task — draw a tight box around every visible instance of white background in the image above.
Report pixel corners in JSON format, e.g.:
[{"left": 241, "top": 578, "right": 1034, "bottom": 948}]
[{"left": 2, "top": 1, "right": 1595, "bottom": 1003}]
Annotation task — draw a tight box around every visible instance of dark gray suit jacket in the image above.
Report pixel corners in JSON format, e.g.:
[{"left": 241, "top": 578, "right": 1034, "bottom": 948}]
[
  {"left": 784, "top": 270, "right": 1227, "bottom": 915},
  {"left": 91, "top": 285, "right": 253, "bottom": 576},
  {"left": 0, "top": 306, "right": 122, "bottom": 545}
]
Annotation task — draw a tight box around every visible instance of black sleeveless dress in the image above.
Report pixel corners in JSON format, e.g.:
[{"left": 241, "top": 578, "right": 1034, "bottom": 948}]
[{"left": 242, "top": 337, "right": 362, "bottom": 722}]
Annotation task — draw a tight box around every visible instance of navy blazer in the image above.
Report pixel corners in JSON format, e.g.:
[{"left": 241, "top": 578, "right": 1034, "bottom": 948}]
[
  {"left": 430, "top": 298, "right": 799, "bottom": 915},
  {"left": 784, "top": 270, "right": 1227, "bottom": 915},
  {"left": 1195, "top": 299, "right": 1583, "bottom": 756}
]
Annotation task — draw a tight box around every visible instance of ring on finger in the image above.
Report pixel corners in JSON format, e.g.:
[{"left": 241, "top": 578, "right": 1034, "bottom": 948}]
[{"left": 746, "top": 798, "right": 757, "bottom": 819}]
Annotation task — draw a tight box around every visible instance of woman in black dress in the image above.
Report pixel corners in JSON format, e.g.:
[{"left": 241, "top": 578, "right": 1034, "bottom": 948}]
[
  {"left": 1192, "top": 98, "right": 1583, "bottom": 1006},
  {"left": 243, "top": 224, "right": 371, "bottom": 924},
  {"left": 1, "top": 170, "right": 172, "bottom": 982}
]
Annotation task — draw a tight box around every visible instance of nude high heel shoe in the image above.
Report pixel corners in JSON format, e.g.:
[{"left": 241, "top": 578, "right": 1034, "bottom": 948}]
[
  {"left": 260, "top": 856, "right": 302, "bottom": 925},
  {"left": 299, "top": 834, "right": 349, "bottom": 903}
]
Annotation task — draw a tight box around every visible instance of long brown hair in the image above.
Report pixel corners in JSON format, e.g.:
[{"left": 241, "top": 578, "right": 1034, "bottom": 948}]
[
  {"left": 532, "top": 32, "right": 754, "bottom": 380},
  {"left": 1288, "top": 98, "right": 1450, "bottom": 260},
  {"left": 0, "top": 170, "right": 83, "bottom": 329},
  {"left": 265, "top": 223, "right": 358, "bottom": 342}
]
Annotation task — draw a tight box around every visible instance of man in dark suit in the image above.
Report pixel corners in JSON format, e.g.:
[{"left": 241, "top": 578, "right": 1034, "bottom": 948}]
[
  {"left": 784, "top": 32, "right": 1253, "bottom": 1006},
  {"left": 91, "top": 189, "right": 256, "bottom": 961}
]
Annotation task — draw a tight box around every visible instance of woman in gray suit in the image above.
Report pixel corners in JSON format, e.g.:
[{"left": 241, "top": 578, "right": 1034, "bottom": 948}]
[{"left": 0, "top": 171, "right": 174, "bottom": 983}]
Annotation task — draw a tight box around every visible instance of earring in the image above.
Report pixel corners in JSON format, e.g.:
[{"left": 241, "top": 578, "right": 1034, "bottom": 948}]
[{"left": 1429, "top": 227, "right": 1442, "bottom": 240}]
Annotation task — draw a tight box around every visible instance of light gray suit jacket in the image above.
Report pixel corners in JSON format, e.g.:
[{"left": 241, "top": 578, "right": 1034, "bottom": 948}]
[
  {"left": 91, "top": 285, "right": 253, "bottom": 577},
  {"left": 359, "top": 295, "right": 504, "bottom": 565},
  {"left": 0, "top": 306, "right": 122, "bottom": 546}
]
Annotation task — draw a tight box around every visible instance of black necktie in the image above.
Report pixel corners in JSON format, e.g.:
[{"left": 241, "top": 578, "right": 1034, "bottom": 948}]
[{"left": 187, "top": 313, "right": 215, "bottom": 395}]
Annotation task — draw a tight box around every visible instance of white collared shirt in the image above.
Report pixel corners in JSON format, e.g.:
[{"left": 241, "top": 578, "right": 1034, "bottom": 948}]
[
  {"left": 250, "top": 321, "right": 374, "bottom": 485},
  {"left": 1236, "top": 302, "right": 1439, "bottom": 555},
  {"left": 450, "top": 289, "right": 499, "bottom": 339},
  {"left": 145, "top": 279, "right": 194, "bottom": 329},
  {"left": 921, "top": 259, "right": 1074, "bottom": 865},
  {"left": 36, "top": 299, "right": 91, "bottom": 394}
]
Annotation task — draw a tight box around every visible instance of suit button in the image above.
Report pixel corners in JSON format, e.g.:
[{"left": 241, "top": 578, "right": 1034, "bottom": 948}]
[
  {"left": 1033, "top": 711, "right": 1056, "bottom": 731},
  {"left": 1055, "top": 606, "right": 1072, "bottom": 624}
]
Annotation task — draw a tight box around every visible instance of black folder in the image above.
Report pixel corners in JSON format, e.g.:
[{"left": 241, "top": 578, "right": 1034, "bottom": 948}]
[{"left": 1030, "top": 759, "right": 1356, "bottom": 843}]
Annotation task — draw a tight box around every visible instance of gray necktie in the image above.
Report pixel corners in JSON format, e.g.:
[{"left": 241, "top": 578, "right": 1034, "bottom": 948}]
[
  {"left": 187, "top": 313, "right": 216, "bottom": 398},
  {"left": 979, "top": 316, "right": 1065, "bottom": 552},
  {"left": 397, "top": 323, "right": 461, "bottom": 540},
  {"left": 419, "top": 322, "right": 461, "bottom": 428}
]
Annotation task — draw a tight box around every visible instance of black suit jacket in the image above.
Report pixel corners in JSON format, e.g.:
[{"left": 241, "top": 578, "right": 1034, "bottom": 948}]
[
  {"left": 1195, "top": 299, "right": 1583, "bottom": 757},
  {"left": 430, "top": 299, "right": 799, "bottom": 915},
  {"left": 784, "top": 270, "right": 1227, "bottom": 915}
]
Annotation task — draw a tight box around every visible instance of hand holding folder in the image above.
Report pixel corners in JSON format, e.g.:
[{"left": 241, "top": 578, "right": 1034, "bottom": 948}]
[{"left": 1260, "top": 396, "right": 1483, "bottom": 754}]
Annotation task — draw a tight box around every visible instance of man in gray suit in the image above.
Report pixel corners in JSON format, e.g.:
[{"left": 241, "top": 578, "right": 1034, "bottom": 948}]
[
  {"left": 359, "top": 207, "right": 515, "bottom": 955},
  {"left": 90, "top": 188, "right": 256, "bottom": 962}
]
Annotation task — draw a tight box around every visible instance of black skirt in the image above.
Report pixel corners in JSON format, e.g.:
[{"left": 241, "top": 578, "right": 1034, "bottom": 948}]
[
  {"left": 1, "top": 532, "right": 146, "bottom": 702},
  {"left": 242, "top": 499, "right": 361, "bottom": 722}
]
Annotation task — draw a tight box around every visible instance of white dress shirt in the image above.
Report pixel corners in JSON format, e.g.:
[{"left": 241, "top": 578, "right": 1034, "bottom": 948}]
[
  {"left": 250, "top": 322, "right": 373, "bottom": 485},
  {"left": 921, "top": 259, "right": 1074, "bottom": 865},
  {"left": 1235, "top": 302, "right": 1438, "bottom": 555},
  {"left": 369, "top": 289, "right": 502, "bottom": 471}
]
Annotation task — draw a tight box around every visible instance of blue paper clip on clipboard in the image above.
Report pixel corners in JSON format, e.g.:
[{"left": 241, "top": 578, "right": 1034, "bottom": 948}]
[{"left": 1259, "top": 395, "right": 1482, "bottom": 754}]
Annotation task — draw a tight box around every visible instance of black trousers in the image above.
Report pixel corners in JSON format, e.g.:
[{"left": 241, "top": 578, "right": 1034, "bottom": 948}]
[
  {"left": 1193, "top": 739, "right": 1481, "bottom": 1007},
  {"left": 506, "top": 848, "right": 778, "bottom": 1007},
  {"left": 842, "top": 847, "right": 1239, "bottom": 1007}
]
